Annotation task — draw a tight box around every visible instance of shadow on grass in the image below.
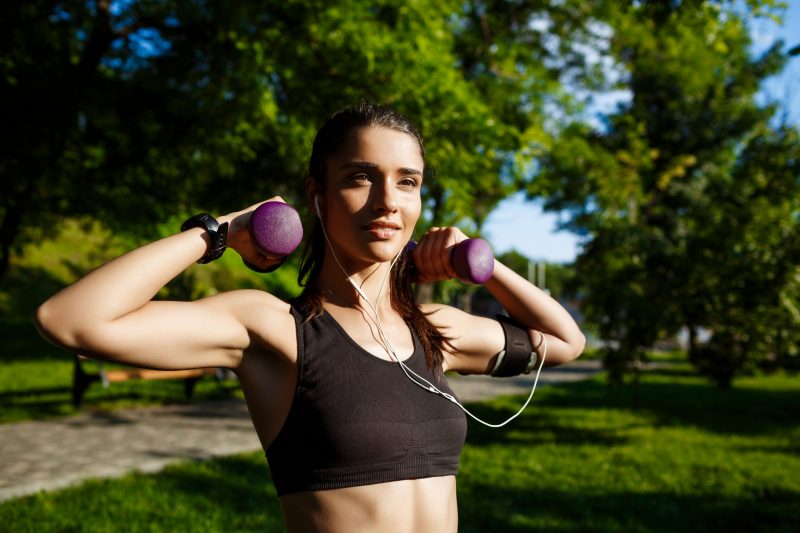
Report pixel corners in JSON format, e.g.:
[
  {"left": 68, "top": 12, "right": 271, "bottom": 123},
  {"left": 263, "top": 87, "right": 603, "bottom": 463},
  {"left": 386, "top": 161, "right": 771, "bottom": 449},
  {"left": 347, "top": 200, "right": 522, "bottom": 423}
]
[
  {"left": 461, "top": 397, "right": 635, "bottom": 448},
  {"left": 1, "top": 453, "right": 286, "bottom": 532},
  {"left": 0, "top": 385, "right": 71, "bottom": 399},
  {"left": 0, "top": 382, "right": 242, "bottom": 424},
  {"left": 464, "top": 373, "right": 800, "bottom": 445},
  {"left": 458, "top": 480, "right": 799, "bottom": 532}
]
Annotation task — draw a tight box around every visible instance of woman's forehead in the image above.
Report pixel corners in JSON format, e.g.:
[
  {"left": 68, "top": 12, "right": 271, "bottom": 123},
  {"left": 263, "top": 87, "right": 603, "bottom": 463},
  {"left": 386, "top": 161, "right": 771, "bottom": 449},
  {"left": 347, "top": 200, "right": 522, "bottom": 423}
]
[{"left": 330, "top": 126, "right": 424, "bottom": 170}]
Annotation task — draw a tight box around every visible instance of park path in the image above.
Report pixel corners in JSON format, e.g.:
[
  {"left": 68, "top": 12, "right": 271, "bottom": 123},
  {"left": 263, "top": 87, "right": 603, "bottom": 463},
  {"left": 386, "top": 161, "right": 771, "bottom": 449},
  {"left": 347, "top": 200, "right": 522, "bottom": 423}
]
[{"left": 0, "top": 360, "right": 601, "bottom": 502}]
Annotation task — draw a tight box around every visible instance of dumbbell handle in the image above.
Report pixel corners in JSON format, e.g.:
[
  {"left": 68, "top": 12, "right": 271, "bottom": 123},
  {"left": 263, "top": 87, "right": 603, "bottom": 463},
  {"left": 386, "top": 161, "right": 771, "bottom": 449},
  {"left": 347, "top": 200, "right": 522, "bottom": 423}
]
[{"left": 407, "top": 238, "right": 494, "bottom": 284}]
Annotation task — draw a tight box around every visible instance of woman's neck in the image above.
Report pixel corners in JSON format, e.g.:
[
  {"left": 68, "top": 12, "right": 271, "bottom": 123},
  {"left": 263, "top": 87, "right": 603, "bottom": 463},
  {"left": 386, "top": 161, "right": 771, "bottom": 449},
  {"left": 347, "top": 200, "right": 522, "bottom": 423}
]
[{"left": 316, "top": 255, "right": 396, "bottom": 311}]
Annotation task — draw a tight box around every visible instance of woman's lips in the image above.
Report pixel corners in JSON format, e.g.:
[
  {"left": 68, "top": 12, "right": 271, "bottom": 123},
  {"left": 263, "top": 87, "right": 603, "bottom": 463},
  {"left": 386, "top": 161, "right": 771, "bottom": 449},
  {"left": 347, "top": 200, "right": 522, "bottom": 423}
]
[{"left": 364, "top": 222, "right": 401, "bottom": 240}]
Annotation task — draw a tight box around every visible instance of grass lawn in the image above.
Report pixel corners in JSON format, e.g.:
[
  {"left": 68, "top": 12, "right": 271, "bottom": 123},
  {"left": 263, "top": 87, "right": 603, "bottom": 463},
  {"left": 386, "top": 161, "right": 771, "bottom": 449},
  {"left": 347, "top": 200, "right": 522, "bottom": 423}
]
[{"left": 1, "top": 365, "right": 798, "bottom": 532}]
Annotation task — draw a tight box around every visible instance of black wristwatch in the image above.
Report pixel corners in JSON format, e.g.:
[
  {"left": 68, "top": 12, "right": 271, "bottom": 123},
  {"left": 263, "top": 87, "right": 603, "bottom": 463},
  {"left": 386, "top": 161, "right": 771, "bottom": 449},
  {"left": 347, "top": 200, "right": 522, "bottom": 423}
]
[{"left": 180, "top": 213, "right": 229, "bottom": 264}]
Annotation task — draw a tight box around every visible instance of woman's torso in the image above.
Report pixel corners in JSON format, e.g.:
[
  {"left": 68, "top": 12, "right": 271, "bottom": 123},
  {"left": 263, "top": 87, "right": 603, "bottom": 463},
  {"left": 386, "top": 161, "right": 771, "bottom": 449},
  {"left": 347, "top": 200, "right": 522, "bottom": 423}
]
[{"left": 234, "top": 296, "right": 466, "bottom": 532}]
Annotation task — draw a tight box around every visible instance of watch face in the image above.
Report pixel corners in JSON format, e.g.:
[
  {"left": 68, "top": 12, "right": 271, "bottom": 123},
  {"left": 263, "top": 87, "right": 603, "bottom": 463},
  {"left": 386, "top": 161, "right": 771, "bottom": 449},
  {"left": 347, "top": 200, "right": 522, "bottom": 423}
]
[{"left": 182, "top": 213, "right": 218, "bottom": 232}]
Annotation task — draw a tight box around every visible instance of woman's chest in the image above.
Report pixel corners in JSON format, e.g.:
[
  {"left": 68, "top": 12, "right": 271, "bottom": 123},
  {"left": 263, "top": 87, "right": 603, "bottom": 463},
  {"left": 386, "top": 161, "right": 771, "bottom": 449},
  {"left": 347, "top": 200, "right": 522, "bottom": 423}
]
[{"left": 323, "top": 306, "right": 415, "bottom": 361}]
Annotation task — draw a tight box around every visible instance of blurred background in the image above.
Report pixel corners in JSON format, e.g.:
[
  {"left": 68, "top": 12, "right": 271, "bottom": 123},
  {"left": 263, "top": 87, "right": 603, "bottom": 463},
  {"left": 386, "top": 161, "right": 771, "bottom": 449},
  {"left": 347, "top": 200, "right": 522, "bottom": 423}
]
[
  {"left": 1, "top": 1, "right": 798, "bottom": 531},
  {"left": 3, "top": 0, "right": 798, "bottom": 386}
]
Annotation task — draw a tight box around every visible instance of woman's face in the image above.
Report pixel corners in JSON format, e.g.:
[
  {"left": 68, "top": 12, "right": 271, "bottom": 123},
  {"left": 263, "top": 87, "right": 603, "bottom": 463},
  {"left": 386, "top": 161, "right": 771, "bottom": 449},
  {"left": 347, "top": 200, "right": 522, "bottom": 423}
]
[{"left": 318, "top": 126, "right": 423, "bottom": 267}]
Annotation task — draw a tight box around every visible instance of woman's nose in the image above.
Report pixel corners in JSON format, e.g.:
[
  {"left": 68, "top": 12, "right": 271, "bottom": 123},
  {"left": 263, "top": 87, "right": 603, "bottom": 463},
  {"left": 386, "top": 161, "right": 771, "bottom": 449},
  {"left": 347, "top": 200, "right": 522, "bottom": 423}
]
[{"left": 372, "top": 180, "right": 399, "bottom": 213}]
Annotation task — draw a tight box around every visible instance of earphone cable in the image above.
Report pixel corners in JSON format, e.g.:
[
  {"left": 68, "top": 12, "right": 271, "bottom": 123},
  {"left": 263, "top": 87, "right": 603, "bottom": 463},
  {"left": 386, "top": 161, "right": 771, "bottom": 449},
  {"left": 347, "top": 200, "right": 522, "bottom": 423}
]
[{"left": 316, "top": 209, "right": 545, "bottom": 428}]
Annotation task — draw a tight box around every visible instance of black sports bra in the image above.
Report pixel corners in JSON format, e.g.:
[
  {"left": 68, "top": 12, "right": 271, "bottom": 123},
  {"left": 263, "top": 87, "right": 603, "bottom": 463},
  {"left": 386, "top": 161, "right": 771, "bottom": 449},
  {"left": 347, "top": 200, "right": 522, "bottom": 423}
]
[{"left": 265, "top": 299, "right": 468, "bottom": 496}]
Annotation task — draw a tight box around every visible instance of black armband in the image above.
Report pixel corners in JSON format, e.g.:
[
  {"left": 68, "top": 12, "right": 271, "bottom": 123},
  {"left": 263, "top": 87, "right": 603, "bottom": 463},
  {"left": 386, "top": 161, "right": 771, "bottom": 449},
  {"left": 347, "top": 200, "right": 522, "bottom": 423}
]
[{"left": 490, "top": 315, "right": 540, "bottom": 377}]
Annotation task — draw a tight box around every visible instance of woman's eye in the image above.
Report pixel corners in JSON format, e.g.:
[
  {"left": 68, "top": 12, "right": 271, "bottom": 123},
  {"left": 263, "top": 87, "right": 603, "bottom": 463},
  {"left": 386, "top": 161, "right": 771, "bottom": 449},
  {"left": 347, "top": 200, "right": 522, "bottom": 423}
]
[
  {"left": 399, "top": 178, "right": 420, "bottom": 188},
  {"left": 350, "top": 173, "right": 371, "bottom": 183}
]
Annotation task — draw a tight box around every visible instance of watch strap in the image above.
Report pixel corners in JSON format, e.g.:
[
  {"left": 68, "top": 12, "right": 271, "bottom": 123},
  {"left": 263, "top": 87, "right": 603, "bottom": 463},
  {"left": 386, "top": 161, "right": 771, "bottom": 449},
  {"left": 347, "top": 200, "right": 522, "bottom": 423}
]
[{"left": 181, "top": 213, "right": 228, "bottom": 263}]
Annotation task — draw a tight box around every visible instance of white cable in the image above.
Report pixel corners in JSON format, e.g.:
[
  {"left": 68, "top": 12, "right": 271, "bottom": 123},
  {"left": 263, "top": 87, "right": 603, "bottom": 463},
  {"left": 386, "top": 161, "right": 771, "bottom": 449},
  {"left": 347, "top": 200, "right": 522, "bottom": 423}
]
[
  {"left": 317, "top": 214, "right": 545, "bottom": 428},
  {"left": 371, "top": 298, "right": 547, "bottom": 428}
]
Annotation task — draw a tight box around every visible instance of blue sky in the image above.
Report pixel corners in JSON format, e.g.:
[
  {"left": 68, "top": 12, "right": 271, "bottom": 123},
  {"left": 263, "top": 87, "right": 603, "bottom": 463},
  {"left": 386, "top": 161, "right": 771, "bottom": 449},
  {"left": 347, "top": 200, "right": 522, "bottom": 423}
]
[{"left": 483, "top": 1, "right": 800, "bottom": 264}]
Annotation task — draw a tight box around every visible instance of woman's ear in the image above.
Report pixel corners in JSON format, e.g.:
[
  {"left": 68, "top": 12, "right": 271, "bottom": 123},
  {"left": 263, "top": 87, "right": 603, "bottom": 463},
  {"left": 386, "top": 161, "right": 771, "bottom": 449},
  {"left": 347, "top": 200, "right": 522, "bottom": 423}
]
[{"left": 305, "top": 176, "right": 319, "bottom": 216}]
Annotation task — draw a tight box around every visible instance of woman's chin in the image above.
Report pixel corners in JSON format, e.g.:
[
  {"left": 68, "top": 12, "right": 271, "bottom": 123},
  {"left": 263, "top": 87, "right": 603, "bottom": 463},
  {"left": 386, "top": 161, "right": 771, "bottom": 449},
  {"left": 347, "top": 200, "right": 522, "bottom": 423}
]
[{"left": 362, "top": 240, "right": 405, "bottom": 263}]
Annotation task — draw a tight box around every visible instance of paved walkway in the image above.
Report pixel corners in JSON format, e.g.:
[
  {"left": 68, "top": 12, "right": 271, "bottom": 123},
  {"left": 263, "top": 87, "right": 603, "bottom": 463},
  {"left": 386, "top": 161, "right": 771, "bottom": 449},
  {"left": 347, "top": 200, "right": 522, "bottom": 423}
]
[{"left": 0, "top": 360, "right": 601, "bottom": 502}]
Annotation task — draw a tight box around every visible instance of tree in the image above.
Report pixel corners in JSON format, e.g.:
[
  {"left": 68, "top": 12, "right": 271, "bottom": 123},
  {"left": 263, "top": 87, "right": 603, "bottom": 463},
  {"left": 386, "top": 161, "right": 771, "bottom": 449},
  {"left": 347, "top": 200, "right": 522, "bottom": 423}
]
[
  {"left": 2, "top": 1, "right": 295, "bottom": 277},
  {"left": 531, "top": 0, "right": 800, "bottom": 386},
  {"left": 4, "top": 0, "right": 588, "bottom": 281}
]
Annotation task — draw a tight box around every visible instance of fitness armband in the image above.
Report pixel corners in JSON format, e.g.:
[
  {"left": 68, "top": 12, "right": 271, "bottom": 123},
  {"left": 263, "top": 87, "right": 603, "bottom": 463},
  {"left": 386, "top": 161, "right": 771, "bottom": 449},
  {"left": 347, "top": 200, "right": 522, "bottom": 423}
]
[{"left": 490, "top": 315, "right": 540, "bottom": 377}]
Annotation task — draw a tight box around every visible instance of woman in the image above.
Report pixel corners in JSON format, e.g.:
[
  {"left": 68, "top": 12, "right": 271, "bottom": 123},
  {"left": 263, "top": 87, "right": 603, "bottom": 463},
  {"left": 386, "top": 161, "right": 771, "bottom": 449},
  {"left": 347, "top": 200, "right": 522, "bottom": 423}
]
[{"left": 36, "top": 103, "right": 585, "bottom": 532}]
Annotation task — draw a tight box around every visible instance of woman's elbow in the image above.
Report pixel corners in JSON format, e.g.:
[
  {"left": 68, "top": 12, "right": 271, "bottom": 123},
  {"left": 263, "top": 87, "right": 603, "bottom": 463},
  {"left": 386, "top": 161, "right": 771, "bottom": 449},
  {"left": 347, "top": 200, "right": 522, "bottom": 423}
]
[
  {"left": 567, "top": 332, "right": 586, "bottom": 362},
  {"left": 35, "top": 301, "right": 78, "bottom": 350}
]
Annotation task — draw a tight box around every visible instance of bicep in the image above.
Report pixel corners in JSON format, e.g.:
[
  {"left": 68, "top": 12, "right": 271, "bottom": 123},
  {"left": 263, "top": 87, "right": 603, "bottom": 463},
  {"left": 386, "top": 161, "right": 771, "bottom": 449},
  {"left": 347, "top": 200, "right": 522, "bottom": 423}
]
[{"left": 75, "top": 296, "right": 253, "bottom": 371}]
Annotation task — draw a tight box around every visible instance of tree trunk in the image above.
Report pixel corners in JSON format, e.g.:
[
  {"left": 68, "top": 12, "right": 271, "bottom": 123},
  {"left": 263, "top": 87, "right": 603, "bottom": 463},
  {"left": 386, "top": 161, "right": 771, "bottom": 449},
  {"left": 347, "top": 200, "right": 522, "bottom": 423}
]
[{"left": 0, "top": 186, "right": 33, "bottom": 279}]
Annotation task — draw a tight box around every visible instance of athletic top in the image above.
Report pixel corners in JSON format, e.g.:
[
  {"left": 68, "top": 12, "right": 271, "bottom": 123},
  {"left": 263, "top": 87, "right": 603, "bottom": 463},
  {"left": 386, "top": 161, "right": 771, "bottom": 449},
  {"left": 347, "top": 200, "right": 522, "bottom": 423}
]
[{"left": 265, "top": 298, "right": 468, "bottom": 496}]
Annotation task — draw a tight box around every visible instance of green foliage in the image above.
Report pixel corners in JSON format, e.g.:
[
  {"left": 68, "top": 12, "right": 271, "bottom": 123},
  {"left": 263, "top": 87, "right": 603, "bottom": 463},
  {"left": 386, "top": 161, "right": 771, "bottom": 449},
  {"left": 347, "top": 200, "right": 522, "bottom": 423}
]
[
  {"left": 2, "top": 0, "right": 588, "bottom": 282},
  {"left": 532, "top": 1, "right": 800, "bottom": 386},
  {"left": 2, "top": 0, "right": 641, "bottom": 285}
]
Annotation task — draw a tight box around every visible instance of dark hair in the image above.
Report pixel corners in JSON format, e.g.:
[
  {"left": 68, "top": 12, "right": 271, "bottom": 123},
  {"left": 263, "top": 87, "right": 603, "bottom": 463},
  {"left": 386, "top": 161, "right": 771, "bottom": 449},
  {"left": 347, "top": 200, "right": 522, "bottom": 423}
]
[{"left": 298, "top": 102, "right": 451, "bottom": 377}]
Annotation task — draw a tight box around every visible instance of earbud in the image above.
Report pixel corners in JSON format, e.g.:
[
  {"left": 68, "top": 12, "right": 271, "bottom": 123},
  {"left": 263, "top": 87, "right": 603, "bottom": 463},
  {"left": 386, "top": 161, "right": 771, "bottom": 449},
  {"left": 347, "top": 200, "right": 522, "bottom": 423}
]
[{"left": 313, "top": 200, "right": 542, "bottom": 428}]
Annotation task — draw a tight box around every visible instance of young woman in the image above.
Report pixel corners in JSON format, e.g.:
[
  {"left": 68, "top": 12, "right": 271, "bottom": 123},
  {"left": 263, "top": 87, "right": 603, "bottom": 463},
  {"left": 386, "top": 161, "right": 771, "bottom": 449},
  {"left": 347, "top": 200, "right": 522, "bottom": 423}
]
[{"left": 36, "top": 103, "right": 584, "bottom": 532}]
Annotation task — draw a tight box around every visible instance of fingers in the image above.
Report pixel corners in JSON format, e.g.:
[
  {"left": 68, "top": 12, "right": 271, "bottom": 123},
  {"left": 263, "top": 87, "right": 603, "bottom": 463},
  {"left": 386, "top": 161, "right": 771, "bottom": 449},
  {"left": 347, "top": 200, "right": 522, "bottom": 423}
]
[
  {"left": 223, "top": 197, "right": 286, "bottom": 233},
  {"left": 412, "top": 227, "right": 467, "bottom": 282},
  {"left": 243, "top": 252, "right": 286, "bottom": 273},
  {"left": 247, "top": 196, "right": 286, "bottom": 212}
]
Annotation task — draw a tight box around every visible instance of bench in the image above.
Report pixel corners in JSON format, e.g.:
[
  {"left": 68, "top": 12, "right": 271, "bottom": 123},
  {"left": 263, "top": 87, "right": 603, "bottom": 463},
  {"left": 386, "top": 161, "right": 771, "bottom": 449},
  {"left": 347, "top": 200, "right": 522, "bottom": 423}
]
[{"left": 72, "top": 355, "right": 230, "bottom": 407}]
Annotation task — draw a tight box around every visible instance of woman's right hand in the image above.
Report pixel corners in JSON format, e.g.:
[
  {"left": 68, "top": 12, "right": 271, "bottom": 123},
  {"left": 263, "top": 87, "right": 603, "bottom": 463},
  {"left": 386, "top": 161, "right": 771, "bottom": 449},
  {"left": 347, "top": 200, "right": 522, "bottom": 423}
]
[{"left": 220, "top": 196, "right": 287, "bottom": 273}]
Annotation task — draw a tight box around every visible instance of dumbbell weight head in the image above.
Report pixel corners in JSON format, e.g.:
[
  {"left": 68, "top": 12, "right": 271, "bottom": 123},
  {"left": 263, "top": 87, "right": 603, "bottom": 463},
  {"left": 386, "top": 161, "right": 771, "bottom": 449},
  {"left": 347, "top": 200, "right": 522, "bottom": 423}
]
[
  {"left": 245, "top": 201, "right": 303, "bottom": 273},
  {"left": 452, "top": 238, "right": 494, "bottom": 284},
  {"left": 406, "top": 237, "right": 494, "bottom": 284}
]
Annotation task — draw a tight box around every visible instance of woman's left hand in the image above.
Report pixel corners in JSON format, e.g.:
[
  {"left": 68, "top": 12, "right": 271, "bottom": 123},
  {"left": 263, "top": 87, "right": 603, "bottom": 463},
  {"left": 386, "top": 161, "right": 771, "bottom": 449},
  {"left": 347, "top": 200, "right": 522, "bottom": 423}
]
[
  {"left": 411, "top": 226, "right": 469, "bottom": 282},
  {"left": 220, "top": 197, "right": 288, "bottom": 273}
]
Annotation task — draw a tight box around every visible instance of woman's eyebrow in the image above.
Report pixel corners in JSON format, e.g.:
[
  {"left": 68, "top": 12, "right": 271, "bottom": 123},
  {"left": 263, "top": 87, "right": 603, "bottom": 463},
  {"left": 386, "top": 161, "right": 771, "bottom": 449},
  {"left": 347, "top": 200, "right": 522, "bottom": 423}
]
[
  {"left": 338, "top": 161, "right": 422, "bottom": 176},
  {"left": 398, "top": 167, "right": 423, "bottom": 176},
  {"left": 338, "top": 161, "right": 378, "bottom": 170}
]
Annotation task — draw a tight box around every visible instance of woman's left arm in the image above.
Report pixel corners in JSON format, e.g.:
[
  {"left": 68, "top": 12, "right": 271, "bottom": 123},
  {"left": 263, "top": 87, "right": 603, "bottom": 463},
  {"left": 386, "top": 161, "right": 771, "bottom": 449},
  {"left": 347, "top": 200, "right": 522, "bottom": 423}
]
[
  {"left": 413, "top": 227, "right": 585, "bottom": 373},
  {"left": 483, "top": 260, "right": 585, "bottom": 366}
]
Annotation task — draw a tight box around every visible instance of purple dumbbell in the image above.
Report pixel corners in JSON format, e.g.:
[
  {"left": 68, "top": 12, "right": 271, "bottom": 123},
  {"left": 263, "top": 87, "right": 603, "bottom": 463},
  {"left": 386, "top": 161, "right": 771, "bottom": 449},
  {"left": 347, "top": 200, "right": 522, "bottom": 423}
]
[
  {"left": 407, "top": 238, "right": 495, "bottom": 284},
  {"left": 246, "top": 201, "right": 303, "bottom": 272}
]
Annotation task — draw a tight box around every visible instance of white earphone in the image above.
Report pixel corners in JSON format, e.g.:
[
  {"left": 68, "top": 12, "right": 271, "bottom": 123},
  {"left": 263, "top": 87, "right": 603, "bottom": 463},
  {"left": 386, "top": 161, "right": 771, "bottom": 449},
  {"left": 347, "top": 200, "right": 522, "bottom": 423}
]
[{"left": 312, "top": 192, "right": 546, "bottom": 428}]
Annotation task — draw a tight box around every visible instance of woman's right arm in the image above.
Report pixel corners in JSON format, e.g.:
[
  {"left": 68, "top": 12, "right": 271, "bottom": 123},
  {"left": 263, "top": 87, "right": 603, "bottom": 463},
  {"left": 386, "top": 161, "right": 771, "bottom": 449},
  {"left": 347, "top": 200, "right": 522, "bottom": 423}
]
[{"left": 35, "top": 199, "right": 289, "bottom": 371}]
